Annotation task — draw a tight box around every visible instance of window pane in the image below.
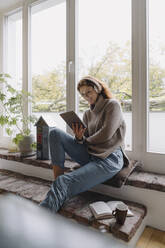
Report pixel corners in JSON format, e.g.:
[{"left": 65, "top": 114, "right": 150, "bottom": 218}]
[
  {"left": 148, "top": 0, "right": 165, "bottom": 153},
  {"left": 3, "top": 11, "right": 22, "bottom": 138},
  {"left": 78, "top": 0, "right": 132, "bottom": 150},
  {"left": 6, "top": 11, "right": 22, "bottom": 90},
  {"left": 31, "top": 0, "right": 66, "bottom": 132}
]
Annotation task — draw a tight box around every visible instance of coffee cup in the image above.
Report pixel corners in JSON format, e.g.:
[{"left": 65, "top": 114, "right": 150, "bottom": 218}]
[{"left": 112, "top": 203, "right": 128, "bottom": 225}]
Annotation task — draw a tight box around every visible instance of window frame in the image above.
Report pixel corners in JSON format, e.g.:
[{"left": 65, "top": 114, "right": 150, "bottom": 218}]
[
  {"left": 0, "top": 0, "right": 165, "bottom": 173},
  {"left": 0, "top": 7, "right": 23, "bottom": 148}
]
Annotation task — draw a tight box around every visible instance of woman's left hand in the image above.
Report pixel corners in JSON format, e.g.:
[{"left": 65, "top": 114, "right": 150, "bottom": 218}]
[{"left": 72, "top": 123, "right": 86, "bottom": 141}]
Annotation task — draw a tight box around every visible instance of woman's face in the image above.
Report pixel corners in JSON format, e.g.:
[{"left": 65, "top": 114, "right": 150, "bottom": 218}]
[{"left": 79, "top": 85, "right": 98, "bottom": 105}]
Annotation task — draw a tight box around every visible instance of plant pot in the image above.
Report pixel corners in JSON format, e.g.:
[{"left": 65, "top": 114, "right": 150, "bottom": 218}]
[
  {"left": 8, "top": 137, "right": 18, "bottom": 153},
  {"left": 18, "top": 134, "right": 35, "bottom": 157}
]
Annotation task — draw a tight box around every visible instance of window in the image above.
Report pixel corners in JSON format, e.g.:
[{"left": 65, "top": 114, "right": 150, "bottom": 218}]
[
  {"left": 30, "top": 0, "right": 66, "bottom": 133},
  {"left": 78, "top": 0, "right": 132, "bottom": 150},
  {"left": 1, "top": 10, "right": 22, "bottom": 143},
  {"left": 1, "top": 0, "right": 165, "bottom": 172},
  {"left": 5, "top": 10, "right": 22, "bottom": 90},
  {"left": 148, "top": 0, "right": 165, "bottom": 154}
]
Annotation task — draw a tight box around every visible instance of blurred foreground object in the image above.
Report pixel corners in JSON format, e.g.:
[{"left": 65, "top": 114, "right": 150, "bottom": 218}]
[{"left": 0, "top": 194, "right": 129, "bottom": 248}]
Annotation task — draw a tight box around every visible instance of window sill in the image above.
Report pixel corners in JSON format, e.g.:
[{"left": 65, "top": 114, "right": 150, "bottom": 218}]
[
  {"left": 0, "top": 167, "right": 147, "bottom": 243},
  {"left": 0, "top": 149, "right": 79, "bottom": 171},
  {"left": 0, "top": 149, "right": 165, "bottom": 193}
]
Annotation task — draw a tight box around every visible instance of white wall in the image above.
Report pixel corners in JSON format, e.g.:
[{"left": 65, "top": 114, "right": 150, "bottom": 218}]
[{"left": 0, "top": 0, "right": 24, "bottom": 13}]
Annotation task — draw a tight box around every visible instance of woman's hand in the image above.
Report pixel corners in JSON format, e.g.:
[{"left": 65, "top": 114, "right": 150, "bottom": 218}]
[{"left": 72, "top": 123, "right": 86, "bottom": 141}]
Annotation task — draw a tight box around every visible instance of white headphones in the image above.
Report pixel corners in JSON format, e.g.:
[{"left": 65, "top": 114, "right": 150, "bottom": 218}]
[
  {"left": 78, "top": 76, "right": 103, "bottom": 94},
  {"left": 84, "top": 76, "right": 102, "bottom": 93}
]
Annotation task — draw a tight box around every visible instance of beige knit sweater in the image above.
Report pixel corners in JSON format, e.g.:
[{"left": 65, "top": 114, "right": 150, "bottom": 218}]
[{"left": 81, "top": 95, "right": 129, "bottom": 166}]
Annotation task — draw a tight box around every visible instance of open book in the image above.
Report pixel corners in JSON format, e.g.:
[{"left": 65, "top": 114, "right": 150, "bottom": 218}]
[
  {"left": 89, "top": 201, "right": 134, "bottom": 220},
  {"left": 60, "top": 111, "right": 86, "bottom": 130}
]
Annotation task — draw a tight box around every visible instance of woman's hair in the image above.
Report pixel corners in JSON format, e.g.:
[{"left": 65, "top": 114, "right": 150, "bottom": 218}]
[{"left": 77, "top": 75, "right": 113, "bottom": 99}]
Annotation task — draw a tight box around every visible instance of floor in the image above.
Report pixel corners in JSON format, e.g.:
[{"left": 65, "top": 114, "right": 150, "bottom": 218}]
[{"left": 136, "top": 226, "right": 165, "bottom": 248}]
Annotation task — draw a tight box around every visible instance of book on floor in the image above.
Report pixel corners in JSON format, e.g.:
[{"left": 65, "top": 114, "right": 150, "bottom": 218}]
[{"left": 89, "top": 201, "right": 134, "bottom": 220}]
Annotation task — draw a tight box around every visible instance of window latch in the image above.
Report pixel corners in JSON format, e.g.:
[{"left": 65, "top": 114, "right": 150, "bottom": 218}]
[{"left": 68, "top": 61, "right": 73, "bottom": 73}]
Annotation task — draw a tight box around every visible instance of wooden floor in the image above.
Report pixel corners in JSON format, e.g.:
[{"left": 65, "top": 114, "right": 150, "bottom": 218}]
[{"left": 136, "top": 226, "right": 165, "bottom": 248}]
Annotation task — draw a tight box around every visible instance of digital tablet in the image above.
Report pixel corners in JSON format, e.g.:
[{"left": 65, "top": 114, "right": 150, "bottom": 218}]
[{"left": 60, "top": 111, "right": 86, "bottom": 129}]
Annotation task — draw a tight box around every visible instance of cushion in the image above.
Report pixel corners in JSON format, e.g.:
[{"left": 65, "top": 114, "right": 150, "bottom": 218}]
[{"left": 104, "top": 160, "right": 142, "bottom": 188}]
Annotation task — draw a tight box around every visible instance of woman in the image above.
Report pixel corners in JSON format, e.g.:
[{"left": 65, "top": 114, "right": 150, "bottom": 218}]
[{"left": 40, "top": 75, "right": 129, "bottom": 212}]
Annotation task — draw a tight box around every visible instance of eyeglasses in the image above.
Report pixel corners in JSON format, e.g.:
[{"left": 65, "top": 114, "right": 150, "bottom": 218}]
[{"left": 80, "top": 88, "right": 95, "bottom": 98}]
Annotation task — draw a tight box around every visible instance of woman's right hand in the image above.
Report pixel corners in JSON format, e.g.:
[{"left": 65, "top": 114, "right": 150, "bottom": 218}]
[{"left": 72, "top": 123, "right": 86, "bottom": 141}]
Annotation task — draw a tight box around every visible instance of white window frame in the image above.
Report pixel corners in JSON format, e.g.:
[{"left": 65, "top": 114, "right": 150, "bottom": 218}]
[
  {"left": 0, "top": 0, "right": 165, "bottom": 173},
  {"left": 0, "top": 7, "right": 23, "bottom": 148},
  {"left": 0, "top": 13, "right": 4, "bottom": 146},
  {"left": 130, "top": 0, "right": 165, "bottom": 173}
]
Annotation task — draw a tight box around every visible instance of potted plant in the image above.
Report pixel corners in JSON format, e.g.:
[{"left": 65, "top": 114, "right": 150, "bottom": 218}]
[{"left": 0, "top": 73, "right": 37, "bottom": 156}]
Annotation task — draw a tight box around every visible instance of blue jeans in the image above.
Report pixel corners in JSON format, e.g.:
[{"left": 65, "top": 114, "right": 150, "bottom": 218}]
[{"left": 40, "top": 127, "right": 124, "bottom": 213}]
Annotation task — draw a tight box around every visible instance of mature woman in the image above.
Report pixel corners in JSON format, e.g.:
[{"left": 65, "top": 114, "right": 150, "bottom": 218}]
[{"left": 40, "top": 75, "right": 129, "bottom": 212}]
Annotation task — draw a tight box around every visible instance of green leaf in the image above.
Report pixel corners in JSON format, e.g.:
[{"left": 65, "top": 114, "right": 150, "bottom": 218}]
[
  {"left": 4, "top": 73, "right": 11, "bottom": 78},
  {"left": 12, "top": 133, "right": 24, "bottom": 145},
  {"left": 9, "top": 118, "right": 17, "bottom": 125},
  {"left": 24, "top": 128, "right": 31, "bottom": 136},
  {"left": 7, "top": 85, "right": 16, "bottom": 94},
  {"left": 0, "top": 77, "right": 5, "bottom": 83},
  {"left": 31, "top": 142, "right": 37, "bottom": 150},
  {"left": 5, "top": 128, "right": 13, "bottom": 136},
  {"left": 0, "top": 115, "right": 9, "bottom": 125},
  {"left": 0, "top": 93, "right": 6, "bottom": 101}
]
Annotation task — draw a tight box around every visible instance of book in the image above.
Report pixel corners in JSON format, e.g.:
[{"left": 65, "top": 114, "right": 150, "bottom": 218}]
[
  {"left": 60, "top": 111, "right": 86, "bottom": 129},
  {"left": 89, "top": 201, "right": 134, "bottom": 220}
]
